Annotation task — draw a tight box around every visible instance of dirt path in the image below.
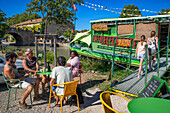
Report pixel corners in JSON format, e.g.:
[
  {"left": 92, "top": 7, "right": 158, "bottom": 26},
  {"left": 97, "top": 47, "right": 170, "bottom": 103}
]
[{"left": 0, "top": 72, "right": 130, "bottom": 113}]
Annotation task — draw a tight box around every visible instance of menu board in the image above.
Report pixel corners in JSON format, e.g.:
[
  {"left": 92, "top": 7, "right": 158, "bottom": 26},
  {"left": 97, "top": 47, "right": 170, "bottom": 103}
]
[{"left": 138, "top": 77, "right": 162, "bottom": 98}]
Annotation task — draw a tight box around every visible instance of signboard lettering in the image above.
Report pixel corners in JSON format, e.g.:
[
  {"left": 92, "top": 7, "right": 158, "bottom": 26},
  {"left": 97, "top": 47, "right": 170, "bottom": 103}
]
[
  {"left": 139, "top": 77, "right": 162, "bottom": 98},
  {"left": 92, "top": 23, "right": 108, "bottom": 31},
  {"left": 93, "top": 35, "right": 133, "bottom": 48}
]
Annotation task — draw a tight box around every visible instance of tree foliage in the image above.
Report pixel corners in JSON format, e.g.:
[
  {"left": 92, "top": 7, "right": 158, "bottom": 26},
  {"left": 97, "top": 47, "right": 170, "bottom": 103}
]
[
  {"left": 6, "top": 12, "right": 41, "bottom": 26},
  {"left": 26, "top": 0, "right": 83, "bottom": 34},
  {"left": 0, "top": 9, "right": 8, "bottom": 38},
  {"left": 63, "top": 28, "right": 73, "bottom": 37},
  {"left": 159, "top": 8, "right": 170, "bottom": 15},
  {"left": 119, "top": 5, "right": 142, "bottom": 18}
]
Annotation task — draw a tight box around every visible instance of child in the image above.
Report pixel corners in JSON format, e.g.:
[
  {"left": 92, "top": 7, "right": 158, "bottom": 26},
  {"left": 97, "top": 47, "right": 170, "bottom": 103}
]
[
  {"left": 147, "top": 31, "right": 158, "bottom": 71},
  {"left": 135, "top": 35, "right": 148, "bottom": 78}
]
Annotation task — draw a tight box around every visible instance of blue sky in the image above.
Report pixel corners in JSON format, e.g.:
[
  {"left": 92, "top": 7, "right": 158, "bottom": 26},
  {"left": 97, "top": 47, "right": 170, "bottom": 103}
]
[{"left": 0, "top": 0, "right": 169, "bottom": 30}]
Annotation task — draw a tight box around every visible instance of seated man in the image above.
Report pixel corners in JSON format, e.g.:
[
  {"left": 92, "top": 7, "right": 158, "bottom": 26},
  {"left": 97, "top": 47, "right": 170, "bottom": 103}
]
[
  {"left": 22, "top": 49, "right": 48, "bottom": 95},
  {"left": 50, "top": 56, "right": 73, "bottom": 105},
  {"left": 3, "top": 52, "right": 40, "bottom": 109}
]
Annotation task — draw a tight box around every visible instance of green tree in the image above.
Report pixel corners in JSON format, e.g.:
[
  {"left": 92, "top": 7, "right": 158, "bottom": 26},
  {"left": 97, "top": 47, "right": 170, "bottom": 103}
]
[
  {"left": 26, "top": 0, "right": 83, "bottom": 34},
  {"left": 0, "top": 9, "right": 8, "bottom": 38},
  {"left": 159, "top": 8, "right": 170, "bottom": 15},
  {"left": 64, "top": 28, "right": 73, "bottom": 38},
  {"left": 119, "top": 5, "right": 142, "bottom": 18},
  {"left": 6, "top": 12, "right": 41, "bottom": 26},
  {"left": 3, "top": 34, "right": 10, "bottom": 39}
]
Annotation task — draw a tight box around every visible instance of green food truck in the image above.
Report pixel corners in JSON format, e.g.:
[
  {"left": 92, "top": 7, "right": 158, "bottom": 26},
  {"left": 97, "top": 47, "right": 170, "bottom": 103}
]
[{"left": 70, "top": 14, "right": 170, "bottom": 67}]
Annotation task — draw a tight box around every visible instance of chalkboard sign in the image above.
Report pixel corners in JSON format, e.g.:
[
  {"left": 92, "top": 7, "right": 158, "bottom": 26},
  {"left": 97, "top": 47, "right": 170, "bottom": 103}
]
[{"left": 139, "top": 77, "right": 162, "bottom": 98}]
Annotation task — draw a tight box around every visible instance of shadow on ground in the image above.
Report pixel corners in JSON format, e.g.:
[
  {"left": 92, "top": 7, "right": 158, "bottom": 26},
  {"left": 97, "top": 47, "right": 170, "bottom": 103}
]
[
  {"left": 81, "top": 79, "right": 105, "bottom": 91},
  {"left": 0, "top": 83, "right": 8, "bottom": 92}
]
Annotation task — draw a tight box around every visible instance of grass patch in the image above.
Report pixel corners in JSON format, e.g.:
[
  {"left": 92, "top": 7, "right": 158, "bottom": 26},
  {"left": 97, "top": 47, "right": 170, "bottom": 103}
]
[
  {"left": 161, "top": 71, "right": 170, "bottom": 86},
  {"left": 80, "top": 57, "right": 137, "bottom": 91}
]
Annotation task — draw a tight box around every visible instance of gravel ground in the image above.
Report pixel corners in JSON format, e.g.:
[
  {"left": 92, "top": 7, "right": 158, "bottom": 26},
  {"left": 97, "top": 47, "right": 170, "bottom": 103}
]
[{"left": 0, "top": 72, "right": 130, "bottom": 113}]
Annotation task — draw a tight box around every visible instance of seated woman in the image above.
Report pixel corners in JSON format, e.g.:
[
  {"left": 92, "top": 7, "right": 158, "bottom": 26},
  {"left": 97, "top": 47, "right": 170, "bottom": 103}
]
[
  {"left": 66, "top": 50, "right": 80, "bottom": 77},
  {"left": 22, "top": 49, "right": 48, "bottom": 96}
]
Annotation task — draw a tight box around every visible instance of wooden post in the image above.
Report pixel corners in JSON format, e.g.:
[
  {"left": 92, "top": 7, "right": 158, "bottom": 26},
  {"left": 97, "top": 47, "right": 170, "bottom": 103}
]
[
  {"left": 54, "top": 35, "right": 57, "bottom": 66},
  {"left": 43, "top": 36, "right": 47, "bottom": 68},
  {"left": 35, "top": 36, "right": 38, "bottom": 58}
]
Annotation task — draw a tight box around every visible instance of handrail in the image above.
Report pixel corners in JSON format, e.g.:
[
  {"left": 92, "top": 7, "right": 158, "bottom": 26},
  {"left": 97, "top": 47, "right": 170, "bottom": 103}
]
[
  {"left": 110, "top": 36, "right": 169, "bottom": 88},
  {"left": 143, "top": 36, "right": 170, "bottom": 85},
  {"left": 114, "top": 62, "right": 133, "bottom": 72},
  {"left": 110, "top": 40, "right": 116, "bottom": 87}
]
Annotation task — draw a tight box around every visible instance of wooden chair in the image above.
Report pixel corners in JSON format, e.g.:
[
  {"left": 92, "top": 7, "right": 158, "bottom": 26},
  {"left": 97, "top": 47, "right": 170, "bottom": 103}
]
[
  {"left": 49, "top": 80, "right": 80, "bottom": 113},
  {"left": 2, "top": 72, "right": 32, "bottom": 109},
  {"left": 100, "top": 91, "right": 131, "bottom": 113},
  {"left": 74, "top": 64, "right": 83, "bottom": 88}
]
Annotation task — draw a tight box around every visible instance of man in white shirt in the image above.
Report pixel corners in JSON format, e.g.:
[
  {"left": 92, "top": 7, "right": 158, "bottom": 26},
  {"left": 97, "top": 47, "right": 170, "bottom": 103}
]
[{"left": 50, "top": 56, "right": 72, "bottom": 106}]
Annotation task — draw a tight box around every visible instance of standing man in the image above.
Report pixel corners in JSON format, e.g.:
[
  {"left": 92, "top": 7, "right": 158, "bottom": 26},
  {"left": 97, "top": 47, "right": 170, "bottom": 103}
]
[
  {"left": 3, "top": 52, "right": 40, "bottom": 109},
  {"left": 22, "top": 49, "right": 48, "bottom": 96}
]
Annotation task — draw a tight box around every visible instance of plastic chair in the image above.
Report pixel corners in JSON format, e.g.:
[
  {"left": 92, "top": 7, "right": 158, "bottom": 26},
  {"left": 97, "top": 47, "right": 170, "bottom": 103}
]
[
  {"left": 100, "top": 91, "right": 131, "bottom": 113},
  {"left": 2, "top": 72, "right": 32, "bottom": 109},
  {"left": 74, "top": 64, "right": 83, "bottom": 88},
  {"left": 49, "top": 80, "right": 80, "bottom": 113}
]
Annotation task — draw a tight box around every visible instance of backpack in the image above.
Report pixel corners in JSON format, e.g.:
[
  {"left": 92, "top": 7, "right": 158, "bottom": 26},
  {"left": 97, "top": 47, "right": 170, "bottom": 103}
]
[{"left": 70, "top": 87, "right": 84, "bottom": 105}]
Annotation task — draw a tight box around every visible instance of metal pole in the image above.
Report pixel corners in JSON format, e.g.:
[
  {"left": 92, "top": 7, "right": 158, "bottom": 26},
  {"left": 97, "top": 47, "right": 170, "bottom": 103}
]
[
  {"left": 145, "top": 44, "right": 148, "bottom": 86},
  {"left": 74, "top": 10, "right": 76, "bottom": 37},
  {"left": 35, "top": 36, "right": 38, "bottom": 59},
  {"left": 43, "top": 36, "right": 47, "bottom": 68},
  {"left": 54, "top": 35, "right": 57, "bottom": 66},
  {"left": 166, "top": 36, "right": 169, "bottom": 70},
  {"left": 129, "top": 40, "right": 133, "bottom": 69},
  {"left": 157, "top": 41, "right": 160, "bottom": 77},
  {"left": 110, "top": 40, "right": 116, "bottom": 87}
]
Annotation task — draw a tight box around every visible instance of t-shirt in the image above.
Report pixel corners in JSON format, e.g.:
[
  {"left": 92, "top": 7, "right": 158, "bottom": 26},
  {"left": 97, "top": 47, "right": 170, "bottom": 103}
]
[
  {"left": 50, "top": 66, "right": 72, "bottom": 95},
  {"left": 67, "top": 56, "right": 80, "bottom": 71}
]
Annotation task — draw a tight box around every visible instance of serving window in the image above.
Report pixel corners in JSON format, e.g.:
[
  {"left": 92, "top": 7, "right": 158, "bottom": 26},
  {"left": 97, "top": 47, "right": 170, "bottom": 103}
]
[
  {"left": 118, "top": 24, "right": 134, "bottom": 35},
  {"left": 135, "top": 23, "right": 157, "bottom": 41}
]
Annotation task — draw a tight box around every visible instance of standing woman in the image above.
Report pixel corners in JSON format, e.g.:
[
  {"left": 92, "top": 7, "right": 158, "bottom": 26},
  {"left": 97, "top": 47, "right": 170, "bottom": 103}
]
[
  {"left": 135, "top": 35, "right": 147, "bottom": 78},
  {"left": 147, "top": 31, "right": 158, "bottom": 71}
]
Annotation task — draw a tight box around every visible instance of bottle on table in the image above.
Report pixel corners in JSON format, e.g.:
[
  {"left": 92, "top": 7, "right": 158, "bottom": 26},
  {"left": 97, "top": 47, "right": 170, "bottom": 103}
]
[{"left": 47, "top": 62, "right": 51, "bottom": 72}]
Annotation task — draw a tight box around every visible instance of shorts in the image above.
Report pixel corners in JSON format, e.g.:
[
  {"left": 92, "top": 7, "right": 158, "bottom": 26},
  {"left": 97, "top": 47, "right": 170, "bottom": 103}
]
[
  {"left": 148, "top": 48, "right": 157, "bottom": 56},
  {"left": 52, "top": 86, "right": 64, "bottom": 95},
  {"left": 137, "top": 54, "right": 145, "bottom": 60},
  {"left": 11, "top": 77, "right": 36, "bottom": 89}
]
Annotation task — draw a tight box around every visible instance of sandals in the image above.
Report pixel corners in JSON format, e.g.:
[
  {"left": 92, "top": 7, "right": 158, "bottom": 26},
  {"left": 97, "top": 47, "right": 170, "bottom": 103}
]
[
  {"left": 18, "top": 101, "right": 31, "bottom": 109},
  {"left": 54, "top": 100, "right": 67, "bottom": 107},
  {"left": 33, "top": 97, "right": 41, "bottom": 101}
]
